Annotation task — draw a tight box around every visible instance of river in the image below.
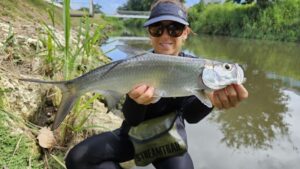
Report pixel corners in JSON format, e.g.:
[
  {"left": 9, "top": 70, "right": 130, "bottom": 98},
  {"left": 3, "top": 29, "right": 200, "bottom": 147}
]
[{"left": 101, "top": 31, "right": 300, "bottom": 169}]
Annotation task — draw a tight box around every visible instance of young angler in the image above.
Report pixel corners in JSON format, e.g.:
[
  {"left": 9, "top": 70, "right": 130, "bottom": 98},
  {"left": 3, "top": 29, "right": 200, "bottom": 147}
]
[{"left": 65, "top": 0, "right": 248, "bottom": 169}]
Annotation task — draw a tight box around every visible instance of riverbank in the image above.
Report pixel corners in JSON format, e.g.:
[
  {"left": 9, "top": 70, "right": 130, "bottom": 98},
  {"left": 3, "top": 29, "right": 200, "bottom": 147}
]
[
  {"left": 0, "top": 0, "right": 133, "bottom": 168},
  {"left": 189, "top": 0, "right": 300, "bottom": 42}
]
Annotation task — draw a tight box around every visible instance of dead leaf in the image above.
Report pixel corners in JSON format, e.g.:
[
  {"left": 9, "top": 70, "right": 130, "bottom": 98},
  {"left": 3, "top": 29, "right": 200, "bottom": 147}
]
[{"left": 37, "top": 127, "right": 56, "bottom": 149}]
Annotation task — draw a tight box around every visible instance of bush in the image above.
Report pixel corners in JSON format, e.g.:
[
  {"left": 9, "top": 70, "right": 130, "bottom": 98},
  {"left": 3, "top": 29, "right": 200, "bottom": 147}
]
[{"left": 189, "top": 0, "right": 300, "bottom": 42}]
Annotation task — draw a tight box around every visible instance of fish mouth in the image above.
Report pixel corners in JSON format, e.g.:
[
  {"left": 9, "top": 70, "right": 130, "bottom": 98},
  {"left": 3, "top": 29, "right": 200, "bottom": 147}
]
[{"left": 236, "top": 64, "right": 245, "bottom": 84}]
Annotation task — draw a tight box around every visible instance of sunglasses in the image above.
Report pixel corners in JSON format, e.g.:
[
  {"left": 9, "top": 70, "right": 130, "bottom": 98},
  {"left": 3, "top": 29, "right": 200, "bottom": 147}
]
[{"left": 148, "top": 22, "right": 186, "bottom": 37}]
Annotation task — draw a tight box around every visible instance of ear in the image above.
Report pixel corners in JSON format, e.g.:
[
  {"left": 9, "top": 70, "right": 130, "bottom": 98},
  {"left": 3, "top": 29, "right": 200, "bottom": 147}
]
[{"left": 182, "top": 27, "right": 190, "bottom": 40}]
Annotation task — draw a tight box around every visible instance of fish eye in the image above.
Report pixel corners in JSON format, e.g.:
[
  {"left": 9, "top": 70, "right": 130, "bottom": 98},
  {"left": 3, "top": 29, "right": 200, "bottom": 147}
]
[{"left": 223, "top": 63, "right": 232, "bottom": 70}]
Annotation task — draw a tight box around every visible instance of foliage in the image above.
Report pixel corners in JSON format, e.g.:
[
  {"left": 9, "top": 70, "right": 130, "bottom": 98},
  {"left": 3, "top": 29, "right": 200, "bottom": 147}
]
[
  {"left": 1, "top": 0, "right": 117, "bottom": 168},
  {"left": 0, "top": 88, "right": 7, "bottom": 109},
  {"left": 119, "top": 0, "right": 186, "bottom": 11},
  {"left": 40, "top": 2, "right": 113, "bottom": 146},
  {"left": 0, "top": 110, "right": 42, "bottom": 169},
  {"left": 122, "top": 18, "right": 148, "bottom": 32},
  {"left": 189, "top": 0, "right": 300, "bottom": 42},
  {"left": 118, "top": 0, "right": 154, "bottom": 11},
  {"left": 93, "top": 4, "right": 103, "bottom": 14},
  {"left": 0, "top": 0, "right": 63, "bottom": 26}
]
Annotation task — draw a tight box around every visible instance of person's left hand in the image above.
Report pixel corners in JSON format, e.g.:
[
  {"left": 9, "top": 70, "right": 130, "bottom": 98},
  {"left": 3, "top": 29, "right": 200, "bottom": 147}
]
[{"left": 207, "top": 84, "right": 248, "bottom": 109}]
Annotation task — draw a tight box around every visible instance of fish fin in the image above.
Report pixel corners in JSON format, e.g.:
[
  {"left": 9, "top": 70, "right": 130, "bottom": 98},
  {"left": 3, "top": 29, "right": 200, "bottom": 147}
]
[
  {"left": 100, "top": 52, "right": 148, "bottom": 79},
  {"left": 191, "top": 90, "right": 213, "bottom": 108},
  {"left": 52, "top": 91, "right": 79, "bottom": 130},
  {"left": 19, "top": 78, "right": 79, "bottom": 130},
  {"left": 19, "top": 78, "right": 68, "bottom": 91},
  {"left": 151, "top": 89, "right": 164, "bottom": 103},
  {"left": 99, "top": 90, "right": 123, "bottom": 113},
  {"left": 151, "top": 96, "right": 161, "bottom": 103},
  {"left": 115, "top": 45, "right": 147, "bottom": 56}
]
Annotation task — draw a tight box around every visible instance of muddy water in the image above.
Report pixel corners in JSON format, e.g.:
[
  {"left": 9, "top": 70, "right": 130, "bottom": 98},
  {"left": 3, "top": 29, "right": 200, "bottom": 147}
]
[{"left": 101, "top": 34, "right": 300, "bottom": 169}]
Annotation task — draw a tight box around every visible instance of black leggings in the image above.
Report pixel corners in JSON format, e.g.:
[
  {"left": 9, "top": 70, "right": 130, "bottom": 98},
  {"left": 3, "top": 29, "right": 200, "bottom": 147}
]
[{"left": 65, "top": 130, "right": 194, "bottom": 169}]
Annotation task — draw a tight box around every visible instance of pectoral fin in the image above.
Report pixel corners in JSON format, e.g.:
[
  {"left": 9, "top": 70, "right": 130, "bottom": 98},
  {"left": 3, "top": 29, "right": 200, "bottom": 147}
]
[
  {"left": 191, "top": 90, "right": 213, "bottom": 108},
  {"left": 151, "top": 89, "right": 165, "bottom": 103},
  {"left": 99, "top": 90, "right": 123, "bottom": 113}
]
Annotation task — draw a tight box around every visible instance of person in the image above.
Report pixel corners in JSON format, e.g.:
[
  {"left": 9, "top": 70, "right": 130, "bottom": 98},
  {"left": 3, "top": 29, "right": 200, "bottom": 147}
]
[{"left": 65, "top": 0, "right": 248, "bottom": 169}]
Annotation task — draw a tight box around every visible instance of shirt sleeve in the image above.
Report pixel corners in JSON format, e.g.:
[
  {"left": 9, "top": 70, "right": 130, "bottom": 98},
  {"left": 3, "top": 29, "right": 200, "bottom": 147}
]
[
  {"left": 122, "top": 95, "right": 147, "bottom": 126},
  {"left": 180, "top": 96, "right": 213, "bottom": 123}
]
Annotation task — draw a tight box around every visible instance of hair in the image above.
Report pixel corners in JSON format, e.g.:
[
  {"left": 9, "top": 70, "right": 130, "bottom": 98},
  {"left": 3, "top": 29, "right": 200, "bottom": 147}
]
[{"left": 150, "top": 0, "right": 187, "bottom": 13}]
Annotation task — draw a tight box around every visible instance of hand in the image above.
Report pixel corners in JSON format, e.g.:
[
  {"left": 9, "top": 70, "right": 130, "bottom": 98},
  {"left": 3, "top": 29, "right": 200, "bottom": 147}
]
[
  {"left": 207, "top": 84, "right": 248, "bottom": 109},
  {"left": 128, "top": 85, "right": 156, "bottom": 105}
]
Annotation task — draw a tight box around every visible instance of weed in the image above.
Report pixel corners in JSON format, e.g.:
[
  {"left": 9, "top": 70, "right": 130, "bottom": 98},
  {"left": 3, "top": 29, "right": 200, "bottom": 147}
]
[
  {"left": 0, "top": 109, "right": 42, "bottom": 169},
  {"left": 189, "top": 0, "right": 300, "bottom": 42},
  {"left": 38, "top": 0, "right": 112, "bottom": 145}
]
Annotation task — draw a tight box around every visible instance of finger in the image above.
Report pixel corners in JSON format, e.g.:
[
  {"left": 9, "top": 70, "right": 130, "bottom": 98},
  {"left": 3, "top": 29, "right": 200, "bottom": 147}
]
[
  {"left": 233, "top": 84, "right": 249, "bottom": 101},
  {"left": 212, "top": 92, "right": 223, "bottom": 109},
  {"left": 226, "top": 85, "right": 238, "bottom": 107},
  {"left": 216, "top": 90, "right": 231, "bottom": 109},
  {"left": 136, "top": 86, "right": 155, "bottom": 105},
  {"left": 128, "top": 85, "right": 148, "bottom": 99}
]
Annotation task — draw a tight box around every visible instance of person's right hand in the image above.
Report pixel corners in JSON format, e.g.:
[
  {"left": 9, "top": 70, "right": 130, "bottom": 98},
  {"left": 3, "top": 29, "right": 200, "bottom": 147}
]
[{"left": 128, "top": 85, "right": 156, "bottom": 105}]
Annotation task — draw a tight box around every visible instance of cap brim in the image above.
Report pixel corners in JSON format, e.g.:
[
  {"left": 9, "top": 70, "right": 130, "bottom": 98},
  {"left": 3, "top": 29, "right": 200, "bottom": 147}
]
[{"left": 144, "top": 15, "right": 189, "bottom": 27}]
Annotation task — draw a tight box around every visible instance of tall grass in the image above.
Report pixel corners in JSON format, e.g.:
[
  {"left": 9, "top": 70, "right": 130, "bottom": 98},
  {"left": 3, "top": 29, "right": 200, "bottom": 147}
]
[
  {"left": 63, "top": 0, "right": 71, "bottom": 80},
  {"left": 40, "top": 1, "right": 111, "bottom": 145},
  {"left": 189, "top": 0, "right": 300, "bottom": 42}
]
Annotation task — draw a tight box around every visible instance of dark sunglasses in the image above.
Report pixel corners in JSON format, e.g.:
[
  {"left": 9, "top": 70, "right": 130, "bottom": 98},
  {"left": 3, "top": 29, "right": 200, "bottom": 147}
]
[{"left": 148, "top": 22, "right": 186, "bottom": 37}]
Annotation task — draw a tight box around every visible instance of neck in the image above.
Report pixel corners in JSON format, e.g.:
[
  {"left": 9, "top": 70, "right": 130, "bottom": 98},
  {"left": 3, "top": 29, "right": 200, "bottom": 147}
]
[{"left": 153, "top": 50, "right": 181, "bottom": 56}]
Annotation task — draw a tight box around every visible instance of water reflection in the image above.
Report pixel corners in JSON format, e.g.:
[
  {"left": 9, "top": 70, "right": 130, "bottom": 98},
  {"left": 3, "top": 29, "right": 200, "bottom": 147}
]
[
  {"left": 185, "top": 35, "right": 300, "bottom": 150},
  {"left": 101, "top": 34, "right": 300, "bottom": 169},
  {"left": 212, "top": 67, "right": 289, "bottom": 149},
  {"left": 185, "top": 35, "right": 300, "bottom": 81}
]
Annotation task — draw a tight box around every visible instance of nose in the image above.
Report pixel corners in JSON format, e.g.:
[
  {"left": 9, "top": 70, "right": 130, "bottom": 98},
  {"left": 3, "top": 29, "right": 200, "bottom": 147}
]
[{"left": 161, "top": 28, "right": 170, "bottom": 38}]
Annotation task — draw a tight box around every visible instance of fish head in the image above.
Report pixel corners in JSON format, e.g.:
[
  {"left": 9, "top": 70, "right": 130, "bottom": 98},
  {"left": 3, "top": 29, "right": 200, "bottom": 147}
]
[{"left": 201, "top": 62, "right": 245, "bottom": 90}]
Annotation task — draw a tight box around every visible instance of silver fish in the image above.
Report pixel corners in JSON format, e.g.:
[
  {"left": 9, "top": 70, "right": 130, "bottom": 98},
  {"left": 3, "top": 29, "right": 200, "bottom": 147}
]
[{"left": 20, "top": 52, "right": 245, "bottom": 130}]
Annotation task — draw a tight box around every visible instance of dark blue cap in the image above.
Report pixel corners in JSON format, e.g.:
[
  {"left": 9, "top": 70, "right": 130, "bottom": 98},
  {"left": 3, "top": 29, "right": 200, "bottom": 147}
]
[{"left": 144, "top": 2, "right": 189, "bottom": 27}]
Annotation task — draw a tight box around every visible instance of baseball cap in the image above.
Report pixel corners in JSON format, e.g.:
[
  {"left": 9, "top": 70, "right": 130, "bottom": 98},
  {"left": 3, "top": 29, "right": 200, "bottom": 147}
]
[{"left": 144, "top": 2, "right": 189, "bottom": 27}]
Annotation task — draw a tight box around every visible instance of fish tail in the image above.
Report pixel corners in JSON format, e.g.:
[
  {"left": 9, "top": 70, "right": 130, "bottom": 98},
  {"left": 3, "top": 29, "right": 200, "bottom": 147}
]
[
  {"left": 19, "top": 78, "right": 79, "bottom": 130},
  {"left": 52, "top": 89, "right": 79, "bottom": 130},
  {"left": 19, "top": 78, "right": 69, "bottom": 90}
]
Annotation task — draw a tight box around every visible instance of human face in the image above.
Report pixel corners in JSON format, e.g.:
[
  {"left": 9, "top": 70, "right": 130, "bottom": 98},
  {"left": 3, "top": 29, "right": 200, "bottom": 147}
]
[{"left": 148, "top": 21, "right": 189, "bottom": 56}]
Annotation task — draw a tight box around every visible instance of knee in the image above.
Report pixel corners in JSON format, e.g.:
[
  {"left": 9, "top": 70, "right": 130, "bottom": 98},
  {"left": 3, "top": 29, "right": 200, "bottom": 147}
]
[{"left": 65, "top": 144, "right": 89, "bottom": 168}]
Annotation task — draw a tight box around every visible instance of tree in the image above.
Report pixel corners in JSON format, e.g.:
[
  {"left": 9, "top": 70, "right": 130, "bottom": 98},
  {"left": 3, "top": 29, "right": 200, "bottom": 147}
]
[
  {"left": 93, "top": 4, "right": 103, "bottom": 14},
  {"left": 118, "top": 0, "right": 154, "bottom": 11},
  {"left": 227, "top": 0, "right": 275, "bottom": 6},
  {"left": 256, "top": 0, "right": 274, "bottom": 8},
  {"left": 118, "top": 0, "right": 187, "bottom": 11}
]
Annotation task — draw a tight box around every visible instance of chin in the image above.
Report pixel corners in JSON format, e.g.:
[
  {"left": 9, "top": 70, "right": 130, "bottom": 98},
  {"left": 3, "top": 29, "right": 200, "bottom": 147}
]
[{"left": 157, "top": 49, "right": 176, "bottom": 55}]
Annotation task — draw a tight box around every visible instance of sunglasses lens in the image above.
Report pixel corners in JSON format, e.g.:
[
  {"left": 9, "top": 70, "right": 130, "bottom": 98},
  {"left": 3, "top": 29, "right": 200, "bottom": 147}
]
[
  {"left": 167, "top": 23, "right": 185, "bottom": 37},
  {"left": 148, "top": 24, "right": 163, "bottom": 37},
  {"left": 148, "top": 22, "right": 185, "bottom": 37}
]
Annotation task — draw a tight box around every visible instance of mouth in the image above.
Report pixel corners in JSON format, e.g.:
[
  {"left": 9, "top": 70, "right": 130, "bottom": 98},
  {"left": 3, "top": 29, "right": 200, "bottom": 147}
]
[
  {"left": 236, "top": 64, "right": 245, "bottom": 84},
  {"left": 159, "top": 42, "right": 173, "bottom": 48}
]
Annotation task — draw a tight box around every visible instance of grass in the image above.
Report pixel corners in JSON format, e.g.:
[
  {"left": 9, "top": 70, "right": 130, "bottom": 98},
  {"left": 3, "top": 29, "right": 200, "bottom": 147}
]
[
  {"left": 0, "top": 109, "right": 42, "bottom": 169},
  {"left": 1, "top": 0, "right": 118, "bottom": 167},
  {"left": 39, "top": 0, "right": 113, "bottom": 146},
  {"left": 189, "top": 0, "right": 300, "bottom": 42},
  {"left": 0, "top": 0, "right": 63, "bottom": 26},
  {"left": 0, "top": 88, "right": 7, "bottom": 109}
]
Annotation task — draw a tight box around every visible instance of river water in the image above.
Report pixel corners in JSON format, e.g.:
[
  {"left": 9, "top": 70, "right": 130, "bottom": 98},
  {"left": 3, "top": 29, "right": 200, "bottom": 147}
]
[{"left": 101, "top": 32, "right": 300, "bottom": 169}]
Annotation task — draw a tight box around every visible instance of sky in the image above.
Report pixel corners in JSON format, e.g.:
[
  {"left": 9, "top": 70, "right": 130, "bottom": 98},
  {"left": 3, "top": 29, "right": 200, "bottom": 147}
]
[{"left": 70, "top": 0, "right": 202, "bottom": 15}]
